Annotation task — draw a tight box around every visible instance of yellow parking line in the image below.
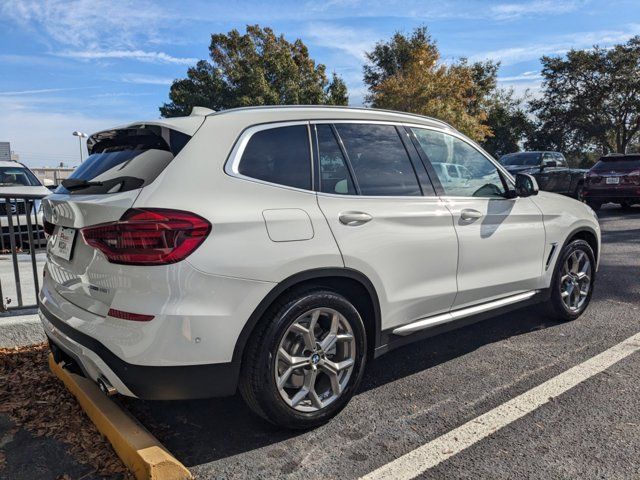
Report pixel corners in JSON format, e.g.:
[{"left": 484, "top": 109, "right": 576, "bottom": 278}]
[{"left": 49, "top": 354, "right": 192, "bottom": 480}]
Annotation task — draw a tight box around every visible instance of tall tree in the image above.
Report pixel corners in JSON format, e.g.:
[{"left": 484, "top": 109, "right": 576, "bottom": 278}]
[
  {"left": 529, "top": 36, "right": 640, "bottom": 154},
  {"left": 481, "top": 89, "right": 534, "bottom": 157},
  {"left": 160, "top": 25, "right": 348, "bottom": 117},
  {"left": 363, "top": 27, "right": 499, "bottom": 142}
]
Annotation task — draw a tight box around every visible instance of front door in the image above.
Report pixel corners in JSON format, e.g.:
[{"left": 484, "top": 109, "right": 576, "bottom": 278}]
[
  {"left": 314, "top": 122, "right": 459, "bottom": 331},
  {"left": 409, "top": 127, "right": 546, "bottom": 309}
]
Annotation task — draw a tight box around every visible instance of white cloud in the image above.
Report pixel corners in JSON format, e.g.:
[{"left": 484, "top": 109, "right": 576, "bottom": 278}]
[
  {"left": 59, "top": 49, "right": 196, "bottom": 65},
  {"left": 0, "top": 87, "right": 88, "bottom": 96},
  {"left": 0, "top": 109, "right": 128, "bottom": 168},
  {"left": 304, "top": 23, "right": 377, "bottom": 61},
  {"left": 490, "top": 0, "right": 584, "bottom": 20},
  {"left": 2, "top": 0, "right": 167, "bottom": 48},
  {"left": 470, "top": 24, "right": 640, "bottom": 65},
  {"left": 121, "top": 74, "right": 175, "bottom": 85},
  {"left": 2, "top": 0, "right": 189, "bottom": 66}
]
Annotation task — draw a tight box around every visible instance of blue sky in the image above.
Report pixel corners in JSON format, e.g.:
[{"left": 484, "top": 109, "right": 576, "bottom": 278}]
[{"left": 1, "top": 0, "right": 639, "bottom": 167}]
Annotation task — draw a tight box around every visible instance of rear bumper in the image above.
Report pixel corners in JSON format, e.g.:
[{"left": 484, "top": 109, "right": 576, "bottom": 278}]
[
  {"left": 583, "top": 186, "right": 640, "bottom": 202},
  {"left": 41, "top": 303, "right": 240, "bottom": 399}
]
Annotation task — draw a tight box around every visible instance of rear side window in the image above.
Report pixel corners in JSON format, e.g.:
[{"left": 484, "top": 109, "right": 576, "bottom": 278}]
[
  {"left": 592, "top": 157, "right": 640, "bottom": 171},
  {"left": 316, "top": 124, "right": 356, "bottom": 195},
  {"left": 334, "top": 124, "right": 421, "bottom": 196},
  {"left": 55, "top": 125, "right": 191, "bottom": 195},
  {"left": 238, "top": 125, "right": 311, "bottom": 190}
]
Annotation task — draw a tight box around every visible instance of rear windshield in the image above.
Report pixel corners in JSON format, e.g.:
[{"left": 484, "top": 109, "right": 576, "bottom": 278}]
[
  {"left": 592, "top": 157, "right": 640, "bottom": 172},
  {"left": 499, "top": 152, "right": 542, "bottom": 166},
  {"left": 0, "top": 166, "right": 41, "bottom": 186},
  {"left": 54, "top": 125, "right": 191, "bottom": 195}
]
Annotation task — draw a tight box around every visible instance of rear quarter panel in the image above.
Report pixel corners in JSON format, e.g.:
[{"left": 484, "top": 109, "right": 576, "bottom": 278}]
[{"left": 132, "top": 114, "right": 344, "bottom": 283}]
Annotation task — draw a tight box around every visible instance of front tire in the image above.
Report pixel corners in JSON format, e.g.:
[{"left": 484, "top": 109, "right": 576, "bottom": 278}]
[
  {"left": 239, "top": 288, "right": 367, "bottom": 429},
  {"left": 543, "top": 239, "right": 596, "bottom": 321}
]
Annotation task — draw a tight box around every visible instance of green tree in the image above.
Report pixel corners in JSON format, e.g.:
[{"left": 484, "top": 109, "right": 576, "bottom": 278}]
[
  {"left": 160, "top": 25, "right": 348, "bottom": 117},
  {"left": 481, "top": 89, "right": 535, "bottom": 158},
  {"left": 529, "top": 36, "right": 640, "bottom": 154},
  {"left": 363, "top": 27, "right": 499, "bottom": 142}
]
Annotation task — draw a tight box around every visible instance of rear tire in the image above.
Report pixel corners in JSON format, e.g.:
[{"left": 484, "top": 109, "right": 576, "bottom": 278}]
[
  {"left": 587, "top": 201, "right": 601, "bottom": 211},
  {"left": 239, "top": 288, "right": 367, "bottom": 430},
  {"left": 542, "top": 239, "right": 595, "bottom": 322},
  {"left": 620, "top": 201, "right": 633, "bottom": 210}
]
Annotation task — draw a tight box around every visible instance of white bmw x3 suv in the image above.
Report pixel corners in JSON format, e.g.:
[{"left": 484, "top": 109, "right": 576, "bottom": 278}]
[{"left": 40, "top": 106, "right": 600, "bottom": 429}]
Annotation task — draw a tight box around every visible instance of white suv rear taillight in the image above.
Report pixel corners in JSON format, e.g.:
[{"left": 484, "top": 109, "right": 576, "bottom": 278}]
[{"left": 80, "top": 208, "right": 211, "bottom": 266}]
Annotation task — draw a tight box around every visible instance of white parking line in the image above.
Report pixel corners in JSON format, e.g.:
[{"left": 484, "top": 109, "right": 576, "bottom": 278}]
[{"left": 360, "top": 331, "right": 640, "bottom": 480}]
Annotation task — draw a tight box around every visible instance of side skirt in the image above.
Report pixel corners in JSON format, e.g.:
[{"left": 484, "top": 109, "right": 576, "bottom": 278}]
[{"left": 374, "top": 289, "right": 550, "bottom": 359}]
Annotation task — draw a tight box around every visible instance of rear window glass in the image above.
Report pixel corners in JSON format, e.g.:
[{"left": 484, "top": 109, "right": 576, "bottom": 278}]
[
  {"left": 499, "top": 153, "right": 542, "bottom": 166},
  {"left": 592, "top": 158, "right": 640, "bottom": 171},
  {"left": 335, "top": 124, "right": 420, "bottom": 196},
  {"left": 0, "top": 167, "right": 41, "bottom": 186},
  {"left": 316, "top": 124, "right": 356, "bottom": 195},
  {"left": 238, "top": 125, "right": 311, "bottom": 190},
  {"left": 54, "top": 125, "right": 191, "bottom": 195}
]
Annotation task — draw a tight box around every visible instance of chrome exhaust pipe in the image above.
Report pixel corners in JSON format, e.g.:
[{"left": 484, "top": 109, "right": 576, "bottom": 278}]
[{"left": 97, "top": 376, "right": 117, "bottom": 396}]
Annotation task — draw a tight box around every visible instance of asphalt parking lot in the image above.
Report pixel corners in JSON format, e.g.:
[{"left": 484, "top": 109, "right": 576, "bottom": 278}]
[
  {"left": 120, "top": 205, "right": 639, "bottom": 479},
  {"left": 2, "top": 205, "right": 639, "bottom": 479}
]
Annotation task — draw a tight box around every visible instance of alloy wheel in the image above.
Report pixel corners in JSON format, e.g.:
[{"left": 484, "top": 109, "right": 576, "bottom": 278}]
[
  {"left": 560, "top": 249, "right": 592, "bottom": 312},
  {"left": 275, "top": 307, "right": 356, "bottom": 412}
]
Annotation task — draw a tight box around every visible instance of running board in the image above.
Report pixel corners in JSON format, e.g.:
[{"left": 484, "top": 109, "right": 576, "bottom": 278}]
[{"left": 392, "top": 290, "right": 539, "bottom": 337}]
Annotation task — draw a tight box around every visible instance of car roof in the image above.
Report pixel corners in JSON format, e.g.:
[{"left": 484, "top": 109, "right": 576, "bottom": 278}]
[
  {"left": 0, "top": 161, "right": 28, "bottom": 168},
  {"left": 205, "top": 105, "right": 454, "bottom": 130}
]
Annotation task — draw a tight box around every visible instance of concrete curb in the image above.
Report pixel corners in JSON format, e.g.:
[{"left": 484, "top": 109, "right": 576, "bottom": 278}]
[
  {"left": 0, "top": 313, "right": 45, "bottom": 347},
  {"left": 49, "top": 354, "right": 192, "bottom": 480}
]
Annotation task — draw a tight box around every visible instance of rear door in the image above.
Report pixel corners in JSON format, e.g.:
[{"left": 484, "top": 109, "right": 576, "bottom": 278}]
[
  {"left": 409, "top": 127, "right": 546, "bottom": 309},
  {"left": 314, "top": 122, "right": 458, "bottom": 331},
  {"left": 42, "top": 123, "right": 197, "bottom": 315}
]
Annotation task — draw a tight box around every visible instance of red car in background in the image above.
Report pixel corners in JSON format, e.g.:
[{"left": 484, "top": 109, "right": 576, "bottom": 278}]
[{"left": 583, "top": 154, "right": 640, "bottom": 210}]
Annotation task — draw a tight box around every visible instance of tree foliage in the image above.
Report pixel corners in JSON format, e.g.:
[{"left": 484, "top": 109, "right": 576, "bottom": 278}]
[
  {"left": 481, "top": 89, "right": 534, "bottom": 157},
  {"left": 160, "top": 25, "right": 348, "bottom": 117},
  {"left": 529, "top": 36, "right": 640, "bottom": 154},
  {"left": 363, "top": 27, "right": 498, "bottom": 142}
]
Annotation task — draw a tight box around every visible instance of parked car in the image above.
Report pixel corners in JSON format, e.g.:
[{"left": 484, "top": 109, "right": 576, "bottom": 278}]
[
  {"left": 0, "top": 161, "right": 50, "bottom": 250},
  {"left": 40, "top": 107, "right": 600, "bottom": 429},
  {"left": 431, "top": 161, "right": 472, "bottom": 189},
  {"left": 499, "top": 151, "right": 586, "bottom": 199},
  {"left": 583, "top": 154, "right": 640, "bottom": 210}
]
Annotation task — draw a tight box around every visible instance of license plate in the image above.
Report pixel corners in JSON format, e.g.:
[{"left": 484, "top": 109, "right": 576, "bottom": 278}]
[
  {"left": 606, "top": 177, "right": 620, "bottom": 184},
  {"left": 51, "top": 227, "right": 77, "bottom": 261}
]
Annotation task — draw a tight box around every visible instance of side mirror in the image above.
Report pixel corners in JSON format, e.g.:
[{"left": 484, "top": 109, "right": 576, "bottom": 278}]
[{"left": 515, "top": 173, "right": 539, "bottom": 197}]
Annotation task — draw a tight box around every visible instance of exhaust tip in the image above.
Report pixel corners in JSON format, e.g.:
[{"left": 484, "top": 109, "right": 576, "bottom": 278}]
[{"left": 97, "top": 376, "right": 117, "bottom": 396}]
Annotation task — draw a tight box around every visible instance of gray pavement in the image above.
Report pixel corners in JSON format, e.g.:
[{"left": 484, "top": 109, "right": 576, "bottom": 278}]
[{"left": 124, "top": 204, "right": 640, "bottom": 479}]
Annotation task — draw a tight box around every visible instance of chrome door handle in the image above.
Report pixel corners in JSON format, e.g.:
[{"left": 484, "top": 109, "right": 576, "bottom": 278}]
[
  {"left": 339, "top": 211, "right": 372, "bottom": 226},
  {"left": 460, "top": 209, "right": 483, "bottom": 220}
]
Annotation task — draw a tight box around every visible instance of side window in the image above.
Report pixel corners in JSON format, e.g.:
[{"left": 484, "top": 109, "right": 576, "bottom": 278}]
[
  {"left": 446, "top": 164, "right": 459, "bottom": 178},
  {"left": 315, "top": 124, "right": 356, "bottom": 195},
  {"left": 411, "top": 128, "right": 507, "bottom": 198},
  {"left": 334, "top": 124, "right": 421, "bottom": 196},
  {"left": 238, "top": 125, "right": 311, "bottom": 190},
  {"left": 555, "top": 153, "right": 567, "bottom": 166}
]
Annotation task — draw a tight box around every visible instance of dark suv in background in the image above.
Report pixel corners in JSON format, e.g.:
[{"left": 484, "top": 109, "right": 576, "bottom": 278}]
[
  {"left": 499, "top": 151, "right": 586, "bottom": 199},
  {"left": 583, "top": 154, "right": 640, "bottom": 210}
]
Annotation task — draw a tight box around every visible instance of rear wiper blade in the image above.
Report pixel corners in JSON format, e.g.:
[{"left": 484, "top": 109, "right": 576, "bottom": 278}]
[{"left": 61, "top": 179, "right": 103, "bottom": 190}]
